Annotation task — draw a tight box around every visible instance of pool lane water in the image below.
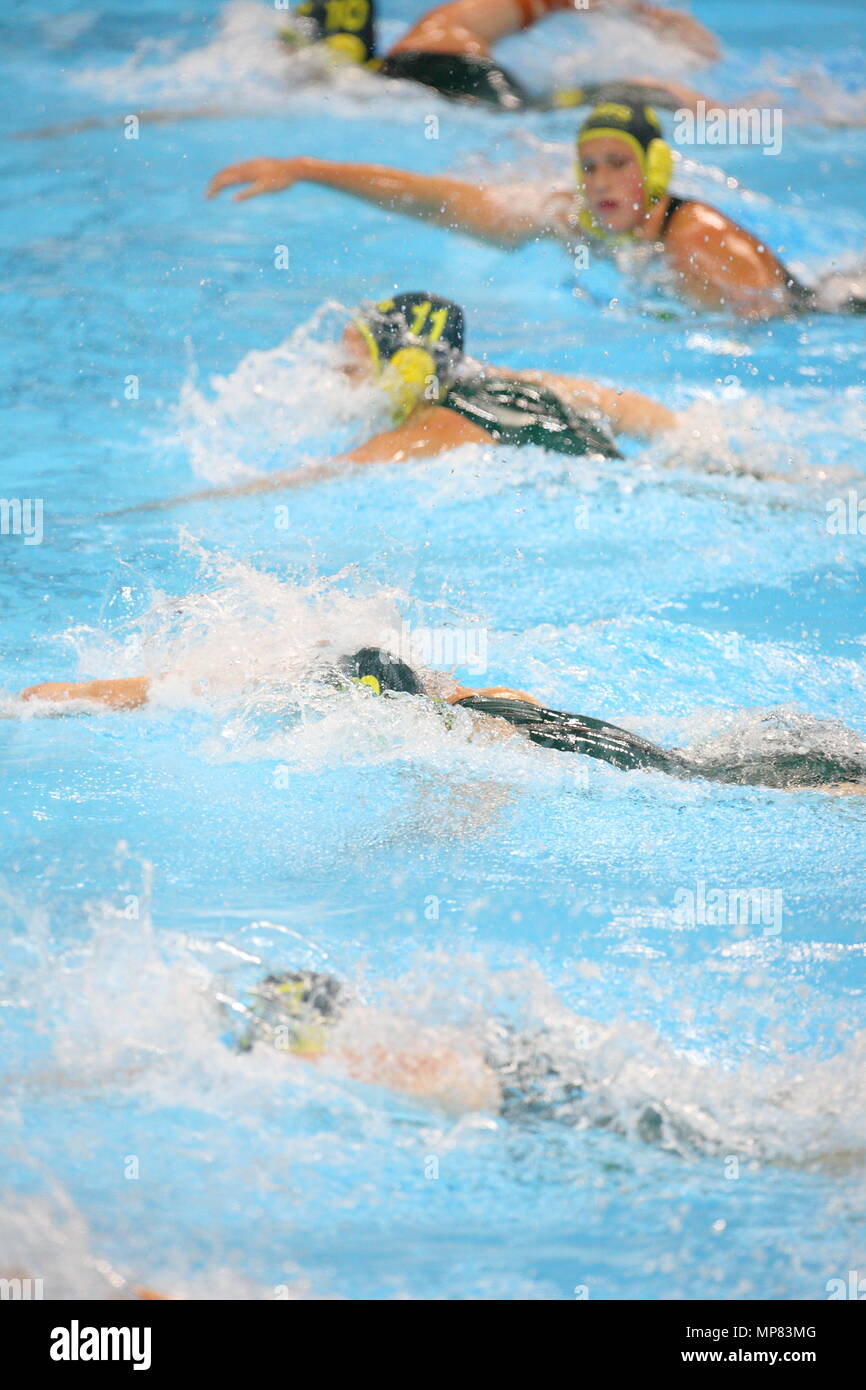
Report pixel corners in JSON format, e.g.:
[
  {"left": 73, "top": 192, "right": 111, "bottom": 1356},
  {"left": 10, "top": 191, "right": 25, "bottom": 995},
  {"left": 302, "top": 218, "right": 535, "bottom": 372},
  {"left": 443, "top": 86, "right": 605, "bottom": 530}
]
[{"left": 1, "top": 0, "right": 865, "bottom": 1300}]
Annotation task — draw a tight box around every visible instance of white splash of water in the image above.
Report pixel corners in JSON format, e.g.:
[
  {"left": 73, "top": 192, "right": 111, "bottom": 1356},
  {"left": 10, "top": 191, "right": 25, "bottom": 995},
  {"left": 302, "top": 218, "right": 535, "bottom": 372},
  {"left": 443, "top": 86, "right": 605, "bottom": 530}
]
[{"left": 176, "top": 302, "right": 387, "bottom": 485}]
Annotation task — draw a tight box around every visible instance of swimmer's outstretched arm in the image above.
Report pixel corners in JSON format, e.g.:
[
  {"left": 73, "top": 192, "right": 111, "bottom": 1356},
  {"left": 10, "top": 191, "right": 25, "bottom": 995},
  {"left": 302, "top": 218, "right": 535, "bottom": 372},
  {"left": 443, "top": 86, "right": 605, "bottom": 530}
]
[
  {"left": 103, "top": 408, "right": 494, "bottom": 515},
  {"left": 19, "top": 678, "right": 152, "bottom": 709},
  {"left": 207, "top": 158, "right": 556, "bottom": 249},
  {"left": 393, "top": 1, "right": 718, "bottom": 62},
  {"left": 15, "top": 105, "right": 230, "bottom": 141},
  {"left": 337, "top": 1039, "right": 501, "bottom": 1114}
]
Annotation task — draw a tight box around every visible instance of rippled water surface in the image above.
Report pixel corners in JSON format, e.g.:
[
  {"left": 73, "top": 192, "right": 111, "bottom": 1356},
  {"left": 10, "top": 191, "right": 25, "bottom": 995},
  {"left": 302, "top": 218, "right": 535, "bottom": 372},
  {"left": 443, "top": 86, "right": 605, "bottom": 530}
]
[{"left": 1, "top": 0, "right": 865, "bottom": 1300}]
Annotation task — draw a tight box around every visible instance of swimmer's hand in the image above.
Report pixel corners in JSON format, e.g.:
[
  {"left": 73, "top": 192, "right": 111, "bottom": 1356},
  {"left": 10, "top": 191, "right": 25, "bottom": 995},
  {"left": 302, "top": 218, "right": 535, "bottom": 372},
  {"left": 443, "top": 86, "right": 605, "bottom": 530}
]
[
  {"left": 207, "top": 158, "right": 550, "bottom": 248},
  {"left": 631, "top": 3, "right": 720, "bottom": 62},
  {"left": 207, "top": 158, "right": 304, "bottom": 202}
]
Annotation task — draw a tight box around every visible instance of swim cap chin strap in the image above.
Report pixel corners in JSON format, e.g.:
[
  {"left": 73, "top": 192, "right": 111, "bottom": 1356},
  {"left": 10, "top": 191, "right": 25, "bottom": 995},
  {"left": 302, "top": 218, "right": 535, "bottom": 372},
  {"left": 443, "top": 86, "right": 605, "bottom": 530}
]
[{"left": 575, "top": 103, "right": 673, "bottom": 242}]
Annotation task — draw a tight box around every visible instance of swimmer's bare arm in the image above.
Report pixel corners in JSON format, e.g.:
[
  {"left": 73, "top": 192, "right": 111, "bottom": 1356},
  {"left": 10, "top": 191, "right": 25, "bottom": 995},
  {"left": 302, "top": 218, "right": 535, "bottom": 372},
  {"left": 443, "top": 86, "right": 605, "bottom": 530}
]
[
  {"left": 207, "top": 158, "right": 560, "bottom": 249},
  {"left": 20, "top": 677, "right": 152, "bottom": 709},
  {"left": 663, "top": 202, "right": 797, "bottom": 320},
  {"left": 487, "top": 366, "right": 679, "bottom": 437},
  {"left": 446, "top": 681, "right": 542, "bottom": 706},
  {"left": 337, "top": 1041, "right": 501, "bottom": 1113},
  {"left": 108, "top": 408, "right": 494, "bottom": 514},
  {"left": 402, "top": 2, "right": 718, "bottom": 61}
]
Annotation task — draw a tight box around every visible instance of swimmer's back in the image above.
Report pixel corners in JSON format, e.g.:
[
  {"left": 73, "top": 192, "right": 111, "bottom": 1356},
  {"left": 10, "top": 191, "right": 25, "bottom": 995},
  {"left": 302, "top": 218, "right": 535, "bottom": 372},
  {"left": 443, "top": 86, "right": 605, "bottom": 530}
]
[{"left": 442, "top": 376, "right": 623, "bottom": 457}]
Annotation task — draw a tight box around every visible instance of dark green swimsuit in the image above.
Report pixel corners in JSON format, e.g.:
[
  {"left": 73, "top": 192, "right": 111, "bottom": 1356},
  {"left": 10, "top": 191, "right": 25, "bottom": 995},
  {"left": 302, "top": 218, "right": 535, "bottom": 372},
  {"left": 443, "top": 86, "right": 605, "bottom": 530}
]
[
  {"left": 290, "top": 4, "right": 693, "bottom": 114},
  {"left": 453, "top": 695, "right": 866, "bottom": 787},
  {"left": 378, "top": 51, "right": 532, "bottom": 110},
  {"left": 455, "top": 695, "right": 690, "bottom": 776},
  {"left": 442, "top": 376, "right": 622, "bottom": 458},
  {"left": 376, "top": 59, "right": 696, "bottom": 114}
]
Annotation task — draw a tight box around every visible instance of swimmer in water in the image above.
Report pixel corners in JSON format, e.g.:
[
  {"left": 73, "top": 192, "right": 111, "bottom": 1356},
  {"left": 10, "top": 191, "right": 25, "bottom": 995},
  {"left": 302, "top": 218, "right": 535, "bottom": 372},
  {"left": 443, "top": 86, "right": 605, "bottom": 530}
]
[
  {"left": 103, "top": 290, "right": 677, "bottom": 517},
  {"left": 225, "top": 964, "right": 795, "bottom": 1154},
  {"left": 15, "top": 0, "right": 713, "bottom": 141},
  {"left": 19, "top": 646, "right": 866, "bottom": 792},
  {"left": 228, "top": 967, "right": 558, "bottom": 1119},
  {"left": 279, "top": 0, "right": 715, "bottom": 113},
  {"left": 209, "top": 100, "right": 866, "bottom": 319}
]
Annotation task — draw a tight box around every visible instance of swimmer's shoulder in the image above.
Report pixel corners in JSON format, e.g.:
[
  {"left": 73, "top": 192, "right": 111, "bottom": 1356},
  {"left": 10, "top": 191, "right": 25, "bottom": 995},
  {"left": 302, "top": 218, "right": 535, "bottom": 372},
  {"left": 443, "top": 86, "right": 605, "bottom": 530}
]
[
  {"left": 658, "top": 197, "right": 724, "bottom": 246},
  {"left": 661, "top": 198, "right": 778, "bottom": 261},
  {"left": 411, "top": 399, "right": 493, "bottom": 447}
]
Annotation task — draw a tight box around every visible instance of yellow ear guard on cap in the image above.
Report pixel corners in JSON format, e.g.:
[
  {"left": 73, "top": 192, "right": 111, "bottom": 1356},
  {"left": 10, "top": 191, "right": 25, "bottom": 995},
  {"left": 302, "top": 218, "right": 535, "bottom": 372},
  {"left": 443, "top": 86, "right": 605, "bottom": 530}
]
[
  {"left": 381, "top": 345, "right": 440, "bottom": 424},
  {"left": 352, "top": 319, "right": 441, "bottom": 424},
  {"left": 269, "top": 979, "right": 327, "bottom": 1057},
  {"left": 353, "top": 293, "right": 462, "bottom": 423},
  {"left": 324, "top": 32, "right": 368, "bottom": 64},
  {"left": 351, "top": 673, "right": 381, "bottom": 694}
]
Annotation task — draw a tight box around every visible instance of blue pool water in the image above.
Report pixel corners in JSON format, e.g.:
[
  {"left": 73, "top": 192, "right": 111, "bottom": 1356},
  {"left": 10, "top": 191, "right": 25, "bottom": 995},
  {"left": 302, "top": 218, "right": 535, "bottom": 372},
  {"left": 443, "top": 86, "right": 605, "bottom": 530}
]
[{"left": 1, "top": 0, "right": 865, "bottom": 1300}]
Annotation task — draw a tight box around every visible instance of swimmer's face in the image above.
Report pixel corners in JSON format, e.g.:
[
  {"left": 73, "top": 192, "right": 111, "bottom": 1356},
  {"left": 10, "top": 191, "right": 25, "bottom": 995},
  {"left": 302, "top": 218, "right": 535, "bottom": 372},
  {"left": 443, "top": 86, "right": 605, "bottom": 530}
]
[
  {"left": 340, "top": 323, "right": 375, "bottom": 382},
  {"left": 579, "top": 137, "right": 646, "bottom": 233}
]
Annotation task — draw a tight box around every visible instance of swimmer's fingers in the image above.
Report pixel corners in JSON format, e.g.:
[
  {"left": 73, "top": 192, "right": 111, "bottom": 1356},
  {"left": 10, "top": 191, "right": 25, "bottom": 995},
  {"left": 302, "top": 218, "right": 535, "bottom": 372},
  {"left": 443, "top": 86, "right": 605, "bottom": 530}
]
[
  {"left": 233, "top": 178, "right": 293, "bottom": 203},
  {"left": 207, "top": 161, "right": 268, "bottom": 198},
  {"left": 636, "top": 4, "right": 720, "bottom": 61},
  {"left": 665, "top": 14, "right": 720, "bottom": 61},
  {"left": 207, "top": 159, "right": 295, "bottom": 200}
]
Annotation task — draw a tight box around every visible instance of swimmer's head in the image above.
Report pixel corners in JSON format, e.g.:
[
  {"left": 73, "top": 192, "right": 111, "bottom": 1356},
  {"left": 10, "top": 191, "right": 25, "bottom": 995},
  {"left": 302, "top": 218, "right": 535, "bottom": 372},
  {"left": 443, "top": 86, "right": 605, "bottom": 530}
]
[
  {"left": 340, "top": 647, "right": 424, "bottom": 696},
  {"left": 346, "top": 292, "right": 465, "bottom": 423},
  {"left": 576, "top": 102, "right": 673, "bottom": 237},
  {"left": 290, "top": 0, "right": 377, "bottom": 66},
  {"left": 244, "top": 970, "right": 345, "bottom": 1057}
]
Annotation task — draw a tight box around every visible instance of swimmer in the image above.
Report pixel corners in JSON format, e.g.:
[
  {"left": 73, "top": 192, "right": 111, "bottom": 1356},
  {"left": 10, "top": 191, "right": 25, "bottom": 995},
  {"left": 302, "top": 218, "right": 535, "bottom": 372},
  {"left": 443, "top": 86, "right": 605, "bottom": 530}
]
[
  {"left": 19, "top": 646, "right": 866, "bottom": 792},
  {"left": 15, "top": 1, "right": 713, "bottom": 141},
  {"left": 228, "top": 967, "right": 544, "bottom": 1117},
  {"left": 280, "top": 0, "right": 716, "bottom": 112},
  {"left": 208, "top": 100, "right": 865, "bottom": 319},
  {"left": 104, "top": 290, "right": 677, "bottom": 517},
  {"left": 225, "top": 965, "right": 766, "bottom": 1154}
]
